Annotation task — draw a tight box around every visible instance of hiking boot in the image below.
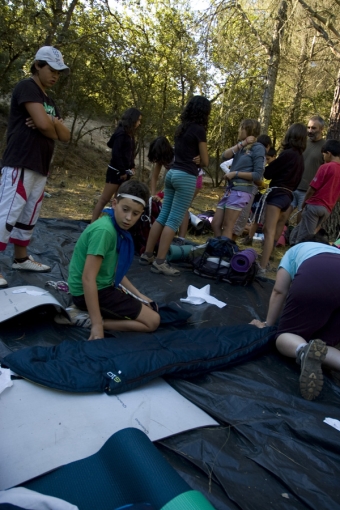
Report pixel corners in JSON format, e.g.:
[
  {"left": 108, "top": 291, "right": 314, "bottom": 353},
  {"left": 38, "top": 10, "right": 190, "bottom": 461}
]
[
  {"left": 241, "top": 235, "right": 253, "bottom": 246},
  {"left": 151, "top": 260, "right": 180, "bottom": 276},
  {"left": 139, "top": 253, "right": 155, "bottom": 266},
  {"left": 297, "top": 339, "right": 328, "bottom": 400},
  {"left": 0, "top": 273, "right": 8, "bottom": 288},
  {"left": 12, "top": 255, "right": 51, "bottom": 272}
]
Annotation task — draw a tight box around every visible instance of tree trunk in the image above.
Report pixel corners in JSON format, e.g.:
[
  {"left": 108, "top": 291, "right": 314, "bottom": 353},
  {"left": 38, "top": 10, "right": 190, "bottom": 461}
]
[
  {"left": 287, "top": 33, "right": 311, "bottom": 125},
  {"left": 259, "top": 0, "right": 288, "bottom": 133},
  {"left": 323, "top": 68, "right": 340, "bottom": 240}
]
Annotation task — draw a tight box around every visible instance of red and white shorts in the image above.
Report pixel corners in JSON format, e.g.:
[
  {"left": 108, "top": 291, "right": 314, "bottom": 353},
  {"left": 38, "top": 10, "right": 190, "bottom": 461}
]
[{"left": 0, "top": 167, "right": 46, "bottom": 251}]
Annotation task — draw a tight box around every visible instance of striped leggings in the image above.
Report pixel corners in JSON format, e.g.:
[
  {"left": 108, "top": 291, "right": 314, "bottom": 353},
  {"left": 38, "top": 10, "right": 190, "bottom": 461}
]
[{"left": 156, "top": 169, "right": 197, "bottom": 232}]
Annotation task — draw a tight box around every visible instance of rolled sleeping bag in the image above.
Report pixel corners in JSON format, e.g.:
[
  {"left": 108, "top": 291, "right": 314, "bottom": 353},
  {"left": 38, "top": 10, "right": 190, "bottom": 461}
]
[
  {"left": 167, "top": 244, "right": 193, "bottom": 262},
  {"left": 230, "top": 248, "right": 257, "bottom": 272}
]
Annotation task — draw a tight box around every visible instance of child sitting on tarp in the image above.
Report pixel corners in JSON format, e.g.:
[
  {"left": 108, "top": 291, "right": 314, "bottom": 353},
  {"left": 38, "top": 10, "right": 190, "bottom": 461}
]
[{"left": 68, "top": 180, "right": 160, "bottom": 340}]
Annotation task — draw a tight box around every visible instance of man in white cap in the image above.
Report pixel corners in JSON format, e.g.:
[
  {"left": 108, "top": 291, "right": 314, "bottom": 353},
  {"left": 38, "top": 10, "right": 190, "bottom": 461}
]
[{"left": 0, "top": 46, "right": 71, "bottom": 288}]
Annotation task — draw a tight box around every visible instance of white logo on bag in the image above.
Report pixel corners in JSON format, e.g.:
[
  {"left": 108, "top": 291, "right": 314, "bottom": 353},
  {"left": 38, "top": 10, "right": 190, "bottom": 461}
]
[{"left": 107, "top": 371, "right": 121, "bottom": 383}]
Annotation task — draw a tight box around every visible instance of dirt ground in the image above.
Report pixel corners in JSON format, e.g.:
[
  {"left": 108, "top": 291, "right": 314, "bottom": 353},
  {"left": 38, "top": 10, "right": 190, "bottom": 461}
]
[{"left": 39, "top": 140, "right": 286, "bottom": 278}]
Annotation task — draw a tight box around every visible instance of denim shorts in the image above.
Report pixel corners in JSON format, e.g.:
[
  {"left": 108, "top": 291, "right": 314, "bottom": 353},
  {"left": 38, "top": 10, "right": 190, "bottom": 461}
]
[{"left": 217, "top": 189, "right": 252, "bottom": 211}]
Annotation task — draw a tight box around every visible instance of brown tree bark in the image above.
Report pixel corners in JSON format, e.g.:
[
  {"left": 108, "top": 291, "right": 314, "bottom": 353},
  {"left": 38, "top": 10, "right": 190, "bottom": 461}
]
[{"left": 259, "top": 0, "right": 288, "bottom": 133}]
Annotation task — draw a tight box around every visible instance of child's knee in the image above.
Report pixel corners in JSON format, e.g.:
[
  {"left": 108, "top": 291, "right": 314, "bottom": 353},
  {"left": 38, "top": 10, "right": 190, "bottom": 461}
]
[
  {"left": 148, "top": 312, "right": 160, "bottom": 332},
  {"left": 144, "top": 311, "right": 160, "bottom": 332}
]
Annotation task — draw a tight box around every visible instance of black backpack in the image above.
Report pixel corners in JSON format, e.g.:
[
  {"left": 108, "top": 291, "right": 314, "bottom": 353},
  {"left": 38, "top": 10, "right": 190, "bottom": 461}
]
[{"left": 189, "top": 236, "right": 239, "bottom": 281}]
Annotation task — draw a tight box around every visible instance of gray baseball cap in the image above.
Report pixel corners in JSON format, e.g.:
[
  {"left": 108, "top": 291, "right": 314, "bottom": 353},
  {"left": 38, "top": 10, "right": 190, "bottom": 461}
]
[{"left": 34, "top": 46, "right": 69, "bottom": 73}]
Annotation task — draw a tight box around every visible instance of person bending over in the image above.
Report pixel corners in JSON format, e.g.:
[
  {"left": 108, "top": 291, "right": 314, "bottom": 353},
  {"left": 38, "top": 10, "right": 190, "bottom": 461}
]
[
  {"left": 68, "top": 180, "right": 160, "bottom": 340},
  {"left": 251, "top": 235, "right": 340, "bottom": 401},
  {"left": 91, "top": 108, "right": 142, "bottom": 223}
]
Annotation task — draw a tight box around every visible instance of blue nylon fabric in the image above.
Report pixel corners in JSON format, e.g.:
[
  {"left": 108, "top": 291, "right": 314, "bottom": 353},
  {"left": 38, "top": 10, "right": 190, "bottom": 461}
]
[
  {"left": 2, "top": 324, "right": 276, "bottom": 395},
  {"left": 102, "top": 208, "right": 134, "bottom": 286}
]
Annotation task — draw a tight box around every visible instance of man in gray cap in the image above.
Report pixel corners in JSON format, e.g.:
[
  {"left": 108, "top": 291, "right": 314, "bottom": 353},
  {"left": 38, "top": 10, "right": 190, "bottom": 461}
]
[
  {"left": 290, "top": 115, "right": 325, "bottom": 224},
  {"left": 0, "top": 46, "right": 70, "bottom": 288}
]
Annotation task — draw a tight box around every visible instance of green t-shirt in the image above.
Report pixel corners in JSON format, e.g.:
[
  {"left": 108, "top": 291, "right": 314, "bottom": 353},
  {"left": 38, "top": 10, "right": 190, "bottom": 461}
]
[{"left": 68, "top": 215, "right": 118, "bottom": 296}]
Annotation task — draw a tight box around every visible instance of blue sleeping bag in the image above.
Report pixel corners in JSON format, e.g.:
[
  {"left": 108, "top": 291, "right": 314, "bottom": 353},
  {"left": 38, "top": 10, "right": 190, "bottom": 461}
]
[{"left": 2, "top": 324, "right": 276, "bottom": 395}]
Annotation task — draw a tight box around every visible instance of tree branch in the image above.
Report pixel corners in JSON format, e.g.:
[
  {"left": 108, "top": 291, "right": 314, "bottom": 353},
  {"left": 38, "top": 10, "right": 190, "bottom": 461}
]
[
  {"left": 233, "top": 1, "right": 270, "bottom": 52},
  {"left": 297, "top": 0, "right": 340, "bottom": 41},
  {"left": 309, "top": 18, "right": 340, "bottom": 59}
]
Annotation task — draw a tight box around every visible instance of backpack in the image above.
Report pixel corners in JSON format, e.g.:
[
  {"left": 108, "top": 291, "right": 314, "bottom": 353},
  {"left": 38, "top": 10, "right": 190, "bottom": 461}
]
[
  {"left": 130, "top": 197, "right": 162, "bottom": 255},
  {"left": 189, "top": 236, "right": 239, "bottom": 281}
]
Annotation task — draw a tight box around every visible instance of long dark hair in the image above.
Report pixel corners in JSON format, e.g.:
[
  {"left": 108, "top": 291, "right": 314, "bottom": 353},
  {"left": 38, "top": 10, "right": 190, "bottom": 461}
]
[
  {"left": 175, "top": 96, "right": 211, "bottom": 138},
  {"left": 148, "top": 136, "right": 174, "bottom": 165},
  {"left": 281, "top": 123, "right": 307, "bottom": 153},
  {"left": 118, "top": 107, "right": 142, "bottom": 136}
]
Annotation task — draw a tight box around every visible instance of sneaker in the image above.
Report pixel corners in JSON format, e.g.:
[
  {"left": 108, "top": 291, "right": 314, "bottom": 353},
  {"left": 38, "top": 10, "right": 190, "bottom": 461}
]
[
  {"left": 12, "top": 255, "right": 51, "bottom": 272},
  {"left": 54, "top": 305, "right": 92, "bottom": 328},
  {"left": 0, "top": 273, "right": 8, "bottom": 288},
  {"left": 297, "top": 339, "right": 328, "bottom": 400},
  {"left": 240, "top": 235, "right": 253, "bottom": 246},
  {"left": 256, "top": 262, "right": 267, "bottom": 275},
  {"left": 73, "top": 312, "right": 92, "bottom": 329},
  {"left": 151, "top": 260, "right": 180, "bottom": 276},
  {"left": 139, "top": 253, "right": 155, "bottom": 266}
]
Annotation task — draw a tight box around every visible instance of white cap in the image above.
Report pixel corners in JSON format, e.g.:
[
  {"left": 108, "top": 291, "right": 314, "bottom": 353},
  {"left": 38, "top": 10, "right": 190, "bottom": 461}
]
[{"left": 34, "top": 46, "right": 69, "bottom": 73}]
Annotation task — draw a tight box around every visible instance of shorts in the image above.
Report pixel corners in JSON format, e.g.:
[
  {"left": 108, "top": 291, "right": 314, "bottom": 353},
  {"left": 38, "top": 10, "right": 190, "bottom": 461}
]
[
  {"left": 217, "top": 189, "right": 252, "bottom": 211},
  {"left": 291, "top": 189, "right": 305, "bottom": 210},
  {"left": 0, "top": 167, "right": 46, "bottom": 251},
  {"left": 266, "top": 190, "right": 292, "bottom": 212},
  {"left": 105, "top": 166, "right": 131, "bottom": 185},
  {"left": 276, "top": 253, "right": 340, "bottom": 346},
  {"left": 72, "top": 286, "right": 142, "bottom": 321},
  {"left": 196, "top": 175, "right": 203, "bottom": 189}
]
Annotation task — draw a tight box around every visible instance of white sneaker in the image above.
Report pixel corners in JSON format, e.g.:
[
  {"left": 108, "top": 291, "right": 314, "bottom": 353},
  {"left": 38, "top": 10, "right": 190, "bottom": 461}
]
[
  {"left": 54, "top": 305, "right": 92, "bottom": 328},
  {"left": 12, "top": 255, "right": 51, "bottom": 273},
  {"left": 0, "top": 273, "right": 8, "bottom": 288}
]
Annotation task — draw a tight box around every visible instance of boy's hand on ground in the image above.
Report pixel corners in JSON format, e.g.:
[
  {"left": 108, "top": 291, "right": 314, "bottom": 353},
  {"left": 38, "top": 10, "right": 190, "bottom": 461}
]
[{"left": 88, "top": 323, "right": 104, "bottom": 341}]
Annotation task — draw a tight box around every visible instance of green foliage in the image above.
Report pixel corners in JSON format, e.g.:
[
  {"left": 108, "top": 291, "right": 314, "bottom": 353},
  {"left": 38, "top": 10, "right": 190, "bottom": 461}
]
[{"left": 0, "top": 0, "right": 339, "bottom": 182}]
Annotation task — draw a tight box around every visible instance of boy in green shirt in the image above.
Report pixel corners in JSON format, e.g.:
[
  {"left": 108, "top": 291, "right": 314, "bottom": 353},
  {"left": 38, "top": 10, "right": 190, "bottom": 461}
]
[{"left": 68, "top": 181, "right": 160, "bottom": 340}]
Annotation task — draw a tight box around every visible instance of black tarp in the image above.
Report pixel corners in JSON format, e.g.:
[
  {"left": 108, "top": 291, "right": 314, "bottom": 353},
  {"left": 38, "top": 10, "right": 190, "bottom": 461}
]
[{"left": 0, "top": 218, "right": 339, "bottom": 510}]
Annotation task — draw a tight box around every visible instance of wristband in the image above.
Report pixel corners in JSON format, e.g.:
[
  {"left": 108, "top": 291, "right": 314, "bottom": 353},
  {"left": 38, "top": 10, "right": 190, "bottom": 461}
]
[
  {"left": 238, "top": 141, "right": 243, "bottom": 149},
  {"left": 235, "top": 171, "right": 239, "bottom": 178}
]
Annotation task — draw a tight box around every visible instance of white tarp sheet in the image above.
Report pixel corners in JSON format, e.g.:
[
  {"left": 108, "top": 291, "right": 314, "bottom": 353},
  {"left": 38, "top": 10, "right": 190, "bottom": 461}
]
[{"left": 0, "top": 376, "right": 218, "bottom": 490}]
